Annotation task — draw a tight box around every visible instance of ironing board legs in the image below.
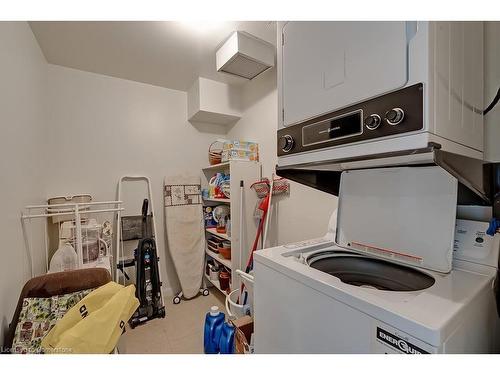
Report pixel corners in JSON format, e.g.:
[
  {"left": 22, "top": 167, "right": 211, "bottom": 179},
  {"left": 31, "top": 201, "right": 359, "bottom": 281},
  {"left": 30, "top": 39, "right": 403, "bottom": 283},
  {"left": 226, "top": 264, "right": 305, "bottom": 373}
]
[
  {"left": 173, "top": 291, "right": 183, "bottom": 304},
  {"left": 172, "top": 287, "right": 209, "bottom": 304}
]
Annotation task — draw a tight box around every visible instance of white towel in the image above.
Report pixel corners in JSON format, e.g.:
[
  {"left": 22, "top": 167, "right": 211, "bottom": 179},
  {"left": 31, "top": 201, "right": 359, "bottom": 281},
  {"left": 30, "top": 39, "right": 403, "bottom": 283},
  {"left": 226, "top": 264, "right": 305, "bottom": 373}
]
[{"left": 164, "top": 174, "right": 204, "bottom": 299}]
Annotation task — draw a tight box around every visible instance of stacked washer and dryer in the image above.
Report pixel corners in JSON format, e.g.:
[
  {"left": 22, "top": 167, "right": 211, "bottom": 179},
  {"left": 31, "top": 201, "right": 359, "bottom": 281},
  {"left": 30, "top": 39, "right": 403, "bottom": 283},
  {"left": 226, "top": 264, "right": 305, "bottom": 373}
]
[{"left": 254, "top": 22, "right": 500, "bottom": 353}]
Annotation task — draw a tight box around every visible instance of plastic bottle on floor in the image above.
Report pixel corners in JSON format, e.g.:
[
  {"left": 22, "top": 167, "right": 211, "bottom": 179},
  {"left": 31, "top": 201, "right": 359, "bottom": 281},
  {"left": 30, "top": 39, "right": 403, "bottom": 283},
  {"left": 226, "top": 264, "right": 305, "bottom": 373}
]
[
  {"left": 204, "top": 306, "right": 225, "bottom": 354},
  {"left": 219, "top": 321, "right": 235, "bottom": 354}
]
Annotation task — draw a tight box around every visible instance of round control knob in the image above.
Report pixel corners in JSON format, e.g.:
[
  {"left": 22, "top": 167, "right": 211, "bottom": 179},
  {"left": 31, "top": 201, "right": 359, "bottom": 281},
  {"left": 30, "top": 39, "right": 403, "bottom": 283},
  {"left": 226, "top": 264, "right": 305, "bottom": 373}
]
[
  {"left": 279, "top": 135, "right": 294, "bottom": 153},
  {"left": 385, "top": 108, "right": 405, "bottom": 126},
  {"left": 364, "top": 114, "right": 382, "bottom": 130}
]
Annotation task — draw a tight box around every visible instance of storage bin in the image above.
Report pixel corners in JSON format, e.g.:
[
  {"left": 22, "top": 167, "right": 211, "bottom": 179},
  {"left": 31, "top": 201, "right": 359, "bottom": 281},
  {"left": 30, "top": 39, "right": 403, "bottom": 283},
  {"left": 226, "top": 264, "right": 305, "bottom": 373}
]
[
  {"left": 219, "top": 270, "right": 231, "bottom": 291},
  {"left": 47, "top": 194, "right": 92, "bottom": 223}
]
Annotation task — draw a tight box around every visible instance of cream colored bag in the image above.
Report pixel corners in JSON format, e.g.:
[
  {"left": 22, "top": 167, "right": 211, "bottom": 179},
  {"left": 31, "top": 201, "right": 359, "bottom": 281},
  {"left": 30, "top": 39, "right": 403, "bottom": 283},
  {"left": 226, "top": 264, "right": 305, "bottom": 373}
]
[{"left": 42, "top": 282, "right": 139, "bottom": 354}]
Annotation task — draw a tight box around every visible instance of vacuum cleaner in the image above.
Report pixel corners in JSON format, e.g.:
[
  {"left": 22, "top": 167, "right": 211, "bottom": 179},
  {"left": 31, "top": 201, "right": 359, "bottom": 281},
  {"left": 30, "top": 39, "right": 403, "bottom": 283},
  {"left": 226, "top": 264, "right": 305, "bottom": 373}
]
[{"left": 128, "top": 198, "right": 166, "bottom": 328}]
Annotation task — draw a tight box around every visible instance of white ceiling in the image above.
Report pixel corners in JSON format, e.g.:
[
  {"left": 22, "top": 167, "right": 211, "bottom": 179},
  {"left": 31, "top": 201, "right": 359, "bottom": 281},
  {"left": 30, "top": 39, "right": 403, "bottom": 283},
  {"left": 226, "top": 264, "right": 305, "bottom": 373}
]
[{"left": 29, "top": 21, "right": 277, "bottom": 91}]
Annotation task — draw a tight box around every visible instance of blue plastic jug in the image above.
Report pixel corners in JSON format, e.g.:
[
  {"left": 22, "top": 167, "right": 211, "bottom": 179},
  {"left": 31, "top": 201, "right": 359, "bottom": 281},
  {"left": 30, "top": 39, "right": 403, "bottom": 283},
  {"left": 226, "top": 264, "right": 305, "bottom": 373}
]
[
  {"left": 219, "top": 321, "right": 235, "bottom": 354},
  {"left": 204, "top": 306, "right": 225, "bottom": 354}
]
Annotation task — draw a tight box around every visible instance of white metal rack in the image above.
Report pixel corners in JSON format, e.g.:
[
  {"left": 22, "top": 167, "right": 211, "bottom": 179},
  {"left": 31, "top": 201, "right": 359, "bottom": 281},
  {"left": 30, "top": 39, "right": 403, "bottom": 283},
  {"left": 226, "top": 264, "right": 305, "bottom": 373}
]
[
  {"left": 21, "top": 201, "right": 123, "bottom": 279},
  {"left": 202, "top": 160, "right": 261, "bottom": 295}
]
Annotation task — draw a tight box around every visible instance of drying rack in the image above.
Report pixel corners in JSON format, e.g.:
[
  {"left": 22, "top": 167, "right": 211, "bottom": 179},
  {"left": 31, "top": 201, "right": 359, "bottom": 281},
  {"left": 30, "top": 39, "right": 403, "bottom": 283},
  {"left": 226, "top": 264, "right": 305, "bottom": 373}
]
[{"left": 21, "top": 201, "right": 123, "bottom": 279}]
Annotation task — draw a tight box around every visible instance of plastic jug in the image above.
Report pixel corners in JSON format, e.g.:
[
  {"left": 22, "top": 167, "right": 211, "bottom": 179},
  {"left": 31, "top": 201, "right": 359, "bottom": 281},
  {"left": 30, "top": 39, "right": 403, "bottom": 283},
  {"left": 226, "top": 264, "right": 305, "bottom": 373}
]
[
  {"left": 49, "top": 242, "right": 78, "bottom": 273},
  {"left": 219, "top": 321, "right": 235, "bottom": 354},
  {"left": 203, "top": 306, "right": 225, "bottom": 354}
]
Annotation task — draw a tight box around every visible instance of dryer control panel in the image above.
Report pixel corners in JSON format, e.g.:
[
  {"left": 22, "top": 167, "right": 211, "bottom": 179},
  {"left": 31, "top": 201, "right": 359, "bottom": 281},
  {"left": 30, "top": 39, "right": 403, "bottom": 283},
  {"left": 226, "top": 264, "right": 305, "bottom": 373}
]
[{"left": 277, "top": 83, "right": 424, "bottom": 156}]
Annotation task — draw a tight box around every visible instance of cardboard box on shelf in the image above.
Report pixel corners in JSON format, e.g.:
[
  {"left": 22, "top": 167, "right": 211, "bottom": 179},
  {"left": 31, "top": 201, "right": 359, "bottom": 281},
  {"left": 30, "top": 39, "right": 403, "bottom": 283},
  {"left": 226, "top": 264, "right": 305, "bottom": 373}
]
[{"left": 221, "top": 140, "right": 259, "bottom": 162}]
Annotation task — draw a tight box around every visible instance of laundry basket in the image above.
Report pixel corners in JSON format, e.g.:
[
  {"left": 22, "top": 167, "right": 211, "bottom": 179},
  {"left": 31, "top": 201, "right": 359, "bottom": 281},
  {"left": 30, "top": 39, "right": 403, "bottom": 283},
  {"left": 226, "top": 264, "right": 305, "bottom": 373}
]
[{"left": 225, "top": 270, "right": 254, "bottom": 319}]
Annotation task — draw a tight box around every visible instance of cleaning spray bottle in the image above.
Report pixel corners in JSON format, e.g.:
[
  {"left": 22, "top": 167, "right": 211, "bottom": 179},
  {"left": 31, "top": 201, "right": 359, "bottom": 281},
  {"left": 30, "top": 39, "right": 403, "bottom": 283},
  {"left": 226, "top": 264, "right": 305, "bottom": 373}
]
[{"left": 203, "top": 306, "right": 225, "bottom": 354}]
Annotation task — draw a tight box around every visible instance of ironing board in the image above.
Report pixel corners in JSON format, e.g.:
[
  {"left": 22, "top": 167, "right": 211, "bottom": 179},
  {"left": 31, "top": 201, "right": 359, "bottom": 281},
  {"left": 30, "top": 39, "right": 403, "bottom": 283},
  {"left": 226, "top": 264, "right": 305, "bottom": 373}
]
[{"left": 164, "top": 175, "right": 208, "bottom": 302}]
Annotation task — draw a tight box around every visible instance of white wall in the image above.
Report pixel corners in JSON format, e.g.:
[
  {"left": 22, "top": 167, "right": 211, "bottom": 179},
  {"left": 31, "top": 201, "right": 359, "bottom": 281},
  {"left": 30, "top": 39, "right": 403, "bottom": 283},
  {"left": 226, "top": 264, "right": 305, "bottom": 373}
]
[
  {"left": 227, "top": 68, "right": 337, "bottom": 246},
  {"left": 44, "top": 64, "right": 335, "bottom": 304},
  {"left": 46, "top": 64, "right": 227, "bottom": 296},
  {"left": 485, "top": 22, "right": 500, "bottom": 162},
  {"left": 0, "top": 22, "right": 48, "bottom": 345}
]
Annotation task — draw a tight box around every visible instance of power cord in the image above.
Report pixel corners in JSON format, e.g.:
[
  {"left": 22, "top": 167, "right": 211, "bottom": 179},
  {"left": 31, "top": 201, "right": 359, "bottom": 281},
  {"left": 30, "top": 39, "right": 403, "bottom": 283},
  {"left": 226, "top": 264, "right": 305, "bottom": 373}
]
[{"left": 484, "top": 87, "right": 500, "bottom": 115}]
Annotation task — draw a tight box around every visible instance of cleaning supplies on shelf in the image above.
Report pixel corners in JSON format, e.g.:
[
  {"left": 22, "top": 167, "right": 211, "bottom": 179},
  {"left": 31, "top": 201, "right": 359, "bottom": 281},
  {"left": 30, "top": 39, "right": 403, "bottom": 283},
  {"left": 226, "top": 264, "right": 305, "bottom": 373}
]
[
  {"left": 208, "top": 173, "right": 230, "bottom": 199},
  {"left": 202, "top": 188, "right": 209, "bottom": 200},
  {"left": 221, "top": 140, "right": 259, "bottom": 163},
  {"left": 204, "top": 306, "right": 225, "bottom": 354},
  {"left": 49, "top": 242, "right": 78, "bottom": 273},
  {"left": 208, "top": 139, "right": 259, "bottom": 165},
  {"left": 213, "top": 204, "right": 230, "bottom": 234},
  {"left": 220, "top": 180, "right": 231, "bottom": 198},
  {"left": 216, "top": 216, "right": 227, "bottom": 234},
  {"left": 208, "top": 263, "right": 220, "bottom": 281},
  {"left": 204, "top": 206, "right": 218, "bottom": 228}
]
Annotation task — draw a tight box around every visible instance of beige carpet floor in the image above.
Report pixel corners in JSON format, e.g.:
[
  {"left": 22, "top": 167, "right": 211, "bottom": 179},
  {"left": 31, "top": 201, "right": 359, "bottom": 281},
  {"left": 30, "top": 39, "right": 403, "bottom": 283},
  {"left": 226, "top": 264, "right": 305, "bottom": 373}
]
[{"left": 118, "top": 288, "right": 225, "bottom": 354}]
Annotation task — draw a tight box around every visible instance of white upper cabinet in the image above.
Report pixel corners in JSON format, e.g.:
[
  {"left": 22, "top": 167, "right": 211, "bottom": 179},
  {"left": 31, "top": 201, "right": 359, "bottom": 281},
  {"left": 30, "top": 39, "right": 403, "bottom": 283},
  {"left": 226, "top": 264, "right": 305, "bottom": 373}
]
[{"left": 280, "top": 22, "right": 409, "bottom": 127}]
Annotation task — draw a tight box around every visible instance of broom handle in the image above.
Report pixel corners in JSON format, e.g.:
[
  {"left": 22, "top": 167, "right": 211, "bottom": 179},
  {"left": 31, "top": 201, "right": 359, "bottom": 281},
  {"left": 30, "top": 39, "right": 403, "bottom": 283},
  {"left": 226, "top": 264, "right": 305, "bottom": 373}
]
[
  {"left": 239, "top": 180, "right": 245, "bottom": 302},
  {"left": 262, "top": 174, "right": 274, "bottom": 247},
  {"left": 239, "top": 180, "right": 244, "bottom": 270}
]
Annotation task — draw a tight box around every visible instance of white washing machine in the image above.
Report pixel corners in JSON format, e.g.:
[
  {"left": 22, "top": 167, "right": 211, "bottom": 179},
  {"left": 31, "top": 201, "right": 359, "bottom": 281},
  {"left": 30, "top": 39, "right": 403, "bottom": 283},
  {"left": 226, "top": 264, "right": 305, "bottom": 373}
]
[{"left": 254, "top": 167, "right": 500, "bottom": 353}]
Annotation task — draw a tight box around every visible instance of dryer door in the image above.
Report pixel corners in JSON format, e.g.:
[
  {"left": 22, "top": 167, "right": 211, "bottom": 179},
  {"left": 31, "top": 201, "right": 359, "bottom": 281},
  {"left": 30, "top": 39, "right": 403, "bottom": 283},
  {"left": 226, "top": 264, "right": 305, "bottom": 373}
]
[{"left": 281, "top": 21, "right": 411, "bottom": 127}]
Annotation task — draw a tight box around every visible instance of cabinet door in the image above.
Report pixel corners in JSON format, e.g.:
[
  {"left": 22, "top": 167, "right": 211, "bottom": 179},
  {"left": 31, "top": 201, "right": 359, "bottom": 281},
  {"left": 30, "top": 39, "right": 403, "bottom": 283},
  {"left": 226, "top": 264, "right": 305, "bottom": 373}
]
[{"left": 282, "top": 21, "right": 409, "bottom": 126}]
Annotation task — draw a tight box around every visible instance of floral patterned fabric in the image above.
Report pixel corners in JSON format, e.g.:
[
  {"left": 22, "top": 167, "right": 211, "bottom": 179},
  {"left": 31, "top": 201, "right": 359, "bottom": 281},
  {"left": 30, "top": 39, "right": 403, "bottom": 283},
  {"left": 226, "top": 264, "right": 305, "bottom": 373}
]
[{"left": 12, "top": 289, "right": 93, "bottom": 354}]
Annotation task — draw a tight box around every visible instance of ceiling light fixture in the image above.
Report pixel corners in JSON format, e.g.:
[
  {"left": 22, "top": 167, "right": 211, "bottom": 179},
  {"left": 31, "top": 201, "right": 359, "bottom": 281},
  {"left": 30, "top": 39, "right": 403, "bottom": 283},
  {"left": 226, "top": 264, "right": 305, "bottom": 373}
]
[{"left": 178, "top": 20, "right": 224, "bottom": 34}]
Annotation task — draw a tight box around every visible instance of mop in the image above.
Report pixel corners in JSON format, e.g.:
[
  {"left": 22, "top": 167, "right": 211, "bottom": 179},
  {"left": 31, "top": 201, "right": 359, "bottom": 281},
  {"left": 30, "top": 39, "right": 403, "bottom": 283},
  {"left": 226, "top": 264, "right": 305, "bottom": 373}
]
[
  {"left": 239, "top": 175, "right": 289, "bottom": 303},
  {"left": 246, "top": 175, "right": 290, "bottom": 270}
]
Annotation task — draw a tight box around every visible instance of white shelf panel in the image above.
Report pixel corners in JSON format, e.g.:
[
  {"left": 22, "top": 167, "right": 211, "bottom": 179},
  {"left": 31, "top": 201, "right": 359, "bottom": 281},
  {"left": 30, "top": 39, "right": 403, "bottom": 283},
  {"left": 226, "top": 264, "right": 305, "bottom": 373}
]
[
  {"left": 205, "top": 247, "right": 232, "bottom": 269},
  {"left": 203, "top": 197, "right": 230, "bottom": 204},
  {"left": 205, "top": 227, "right": 231, "bottom": 241}
]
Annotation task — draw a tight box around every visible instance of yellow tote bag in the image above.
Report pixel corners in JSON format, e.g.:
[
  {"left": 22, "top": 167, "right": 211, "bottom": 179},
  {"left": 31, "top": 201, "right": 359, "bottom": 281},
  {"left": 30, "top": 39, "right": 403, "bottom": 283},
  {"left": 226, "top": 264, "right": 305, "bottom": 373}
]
[{"left": 42, "top": 282, "right": 139, "bottom": 354}]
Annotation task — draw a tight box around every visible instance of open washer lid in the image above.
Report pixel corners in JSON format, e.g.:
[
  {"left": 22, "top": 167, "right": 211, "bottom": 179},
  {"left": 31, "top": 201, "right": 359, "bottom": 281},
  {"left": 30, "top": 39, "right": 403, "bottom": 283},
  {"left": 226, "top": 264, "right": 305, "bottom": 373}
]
[
  {"left": 307, "top": 251, "right": 436, "bottom": 291},
  {"left": 336, "top": 166, "right": 458, "bottom": 273}
]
